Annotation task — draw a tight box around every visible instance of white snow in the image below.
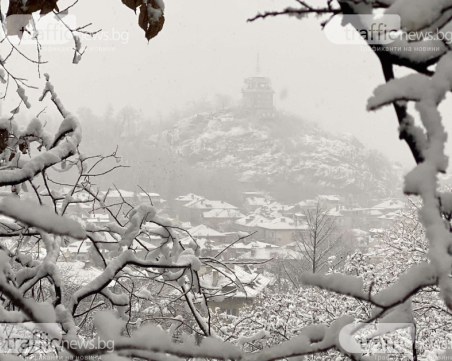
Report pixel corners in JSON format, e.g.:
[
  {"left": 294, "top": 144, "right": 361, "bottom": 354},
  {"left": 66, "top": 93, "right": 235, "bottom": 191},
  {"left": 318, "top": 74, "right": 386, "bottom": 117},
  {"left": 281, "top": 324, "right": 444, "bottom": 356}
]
[
  {"left": 387, "top": 0, "right": 450, "bottom": 31},
  {"left": 17, "top": 86, "right": 31, "bottom": 109},
  {"left": 0, "top": 197, "right": 86, "bottom": 239},
  {"left": 301, "top": 273, "right": 366, "bottom": 299}
]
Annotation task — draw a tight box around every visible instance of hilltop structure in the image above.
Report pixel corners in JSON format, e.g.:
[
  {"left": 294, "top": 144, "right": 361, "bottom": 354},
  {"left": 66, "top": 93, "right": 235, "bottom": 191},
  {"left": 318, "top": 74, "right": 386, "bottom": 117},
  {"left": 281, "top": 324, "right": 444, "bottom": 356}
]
[{"left": 241, "top": 55, "right": 274, "bottom": 118}]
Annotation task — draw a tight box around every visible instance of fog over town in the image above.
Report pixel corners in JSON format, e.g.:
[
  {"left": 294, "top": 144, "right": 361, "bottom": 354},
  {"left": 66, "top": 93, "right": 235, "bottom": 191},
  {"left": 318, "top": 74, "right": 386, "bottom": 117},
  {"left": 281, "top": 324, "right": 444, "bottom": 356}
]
[{"left": 0, "top": 1, "right": 452, "bottom": 361}]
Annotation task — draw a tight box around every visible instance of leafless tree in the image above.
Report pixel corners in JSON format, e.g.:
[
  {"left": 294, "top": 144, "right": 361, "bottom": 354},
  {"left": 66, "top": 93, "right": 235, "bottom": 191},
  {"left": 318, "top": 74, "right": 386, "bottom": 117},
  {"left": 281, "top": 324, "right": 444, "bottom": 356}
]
[{"left": 295, "top": 202, "right": 344, "bottom": 274}]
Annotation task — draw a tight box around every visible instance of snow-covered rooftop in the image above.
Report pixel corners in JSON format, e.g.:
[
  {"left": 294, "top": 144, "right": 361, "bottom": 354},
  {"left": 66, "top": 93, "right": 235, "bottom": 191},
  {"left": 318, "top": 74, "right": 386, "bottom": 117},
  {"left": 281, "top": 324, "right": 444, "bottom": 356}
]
[
  {"left": 102, "top": 189, "right": 135, "bottom": 198},
  {"left": 378, "top": 210, "right": 403, "bottom": 220},
  {"left": 189, "top": 224, "right": 225, "bottom": 238},
  {"left": 326, "top": 208, "right": 343, "bottom": 217},
  {"left": 258, "top": 217, "right": 308, "bottom": 231},
  {"left": 236, "top": 214, "right": 270, "bottom": 228},
  {"left": 184, "top": 198, "right": 237, "bottom": 210},
  {"left": 231, "top": 240, "right": 279, "bottom": 249},
  {"left": 318, "top": 195, "right": 341, "bottom": 202},
  {"left": 175, "top": 193, "right": 204, "bottom": 202},
  {"left": 203, "top": 208, "right": 244, "bottom": 219},
  {"left": 372, "top": 199, "right": 406, "bottom": 210},
  {"left": 296, "top": 199, "right": 318, "bottom": 208},
  {"left": 137, "top": 192, "right": 161, "bottom": 198},
  {"left": 201, "top": 265, "right": 271, "bottom": 299}
]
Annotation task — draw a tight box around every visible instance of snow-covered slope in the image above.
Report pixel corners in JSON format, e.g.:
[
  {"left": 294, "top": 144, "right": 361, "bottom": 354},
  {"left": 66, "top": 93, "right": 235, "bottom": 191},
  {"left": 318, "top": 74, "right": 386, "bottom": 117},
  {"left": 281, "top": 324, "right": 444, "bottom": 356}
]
[{"left": 150, "top": 110, "right": 400, "bottom": 198}]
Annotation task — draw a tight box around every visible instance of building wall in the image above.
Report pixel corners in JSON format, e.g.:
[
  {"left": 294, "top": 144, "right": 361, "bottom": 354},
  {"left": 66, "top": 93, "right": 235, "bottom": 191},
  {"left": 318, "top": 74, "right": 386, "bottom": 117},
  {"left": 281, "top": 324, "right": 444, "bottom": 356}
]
[{"left": 261, "top": 229, "right": 298, "bottom": 246}]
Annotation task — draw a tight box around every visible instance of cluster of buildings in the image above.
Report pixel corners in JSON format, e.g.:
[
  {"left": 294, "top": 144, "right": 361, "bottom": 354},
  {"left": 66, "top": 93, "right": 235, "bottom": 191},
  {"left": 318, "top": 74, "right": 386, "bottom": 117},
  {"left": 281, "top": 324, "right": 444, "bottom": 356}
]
[
  {"left": 48, "top": 187, "right": 404, "bottom": 314},
  {"left": 0, "top": 182, "right": 407, "bottom": 315},
  {"left": 169, "top": 191, "right": 405, "bottom": 246}
]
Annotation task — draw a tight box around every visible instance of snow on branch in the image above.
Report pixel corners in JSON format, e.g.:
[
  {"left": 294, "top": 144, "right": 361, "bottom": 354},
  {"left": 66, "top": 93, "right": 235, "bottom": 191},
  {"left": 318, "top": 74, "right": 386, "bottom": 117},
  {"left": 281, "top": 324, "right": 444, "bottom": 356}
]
[
  {"left": 301, "top": 273, "right": 367, "bottom": 300},
  {"left": 372, "top": 262, "right": 437, "bottom": 307},
  {"left": 0, "top": 76, "right": 82, "bottom": 187},
  {"left": 88, "top": 310, "right": 242, "bottom": 360},
  {"left": 367, "top": 74, "right": 430, "bottom": 111},
  {"left": 0, "top": 251, "right": 57, "bottom": 325},
  {"left": 0, "top": 197, "right": 86, "bottom": 239},
  {"left": 301, "top": 261, "right": 438, "bottom": 327},
  {"left": 70, "top": 249, "right": 197, "bottom": 314},
  {"left": 246, "top": 316, "right": 355, "bottom": 361},
  {"left": 368, "top": 49, "right": 452, "bottom": 311},
  {"left": 386, "top": 0, "right": 452, "bottom": 32},
  {"left": 121, "top": 204, "right": 156, "bottom": 247}
]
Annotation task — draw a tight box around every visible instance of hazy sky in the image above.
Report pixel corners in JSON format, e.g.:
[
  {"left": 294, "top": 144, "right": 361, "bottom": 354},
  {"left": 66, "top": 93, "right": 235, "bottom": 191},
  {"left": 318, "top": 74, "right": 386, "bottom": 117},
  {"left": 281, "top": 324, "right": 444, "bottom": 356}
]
[{"left": 4, "top": 0, "right": 452, "bottom": 169}]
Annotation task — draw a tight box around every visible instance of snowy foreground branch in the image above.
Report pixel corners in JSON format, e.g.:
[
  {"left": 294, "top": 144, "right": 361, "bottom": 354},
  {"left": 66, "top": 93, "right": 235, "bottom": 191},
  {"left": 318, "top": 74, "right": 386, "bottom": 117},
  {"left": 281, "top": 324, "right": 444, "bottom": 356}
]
[
  {"left": 0, "top": 74, "right": 81, "bottom": 187},
  {"left": 2, "top": 1, "right": 452, "bottom": 360},
  {"left": 367, "top": 52, "right": 452, "bottom": 310}
]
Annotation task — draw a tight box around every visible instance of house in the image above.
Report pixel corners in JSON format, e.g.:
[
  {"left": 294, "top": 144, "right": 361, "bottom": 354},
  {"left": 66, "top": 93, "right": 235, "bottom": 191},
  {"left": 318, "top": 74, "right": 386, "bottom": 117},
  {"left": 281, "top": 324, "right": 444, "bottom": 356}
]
[
  {"left": 337, "top": 199, "right": 405, "bottom": 230},
  {"left": 101, "top": 189, "right": 164, "bottom": 205},
  {"left": 294, "top": 199, "right": 318, "bottom": 213},
  {"left": 234, "top": 241, "right": 283, "bottom": 272},
  {"left": 168, "top": 193, "right": 204, "bottom": 220},
  {"left": 293, "top": 212, "right": 307, "bottom": 225},
  {"left": 257, "top": 217, "right": 309, "bottom": 245},
  {"left": 371, "top": 199, "right": 406, "bottom": 212},
  {"left": 202, "top": 208, "right": 245, "bottom": 231},
  {"left": 201, "top": 265, "right": 272, "bottom": 315},
  {"left": 136, "top": 191, "right": 165, "bottom": 206},
  {"left": 254, "top": 202, "right": 295, "bottom": 219},
  {"left": 96, "top": 188, "right": 164, "bottom": 217},
  {"left": 340, "top": 207, "right": 382, "bottom": 230},
  {"left": 174, "top": 193, "right": 204, "bottom": 204},
  {"left": 102, "top": 188, "right": 135, "bottom": 200},
  {"left": 235, "top": 214, "right": 270, "bottom": 240},
  {"left": 185, "top": 198, "right": 238, "bottom": 210},
  {"left": 183, "top": 197, "right": 238, "bottom": 224},
  {"left": 213, "top": 239, "right": 280, "bottom": 260},
  {"left": 189, "top": 224, "right": 227, "bottom": 242},
  {"left": 317, "top": 195, "right": 342, "bottom": 208},
  {"left": 280, "top": 241, "right": 307, "bottom": 257},
  {"left": 179, "top": 236, "right": 222, "bottom": 257}
]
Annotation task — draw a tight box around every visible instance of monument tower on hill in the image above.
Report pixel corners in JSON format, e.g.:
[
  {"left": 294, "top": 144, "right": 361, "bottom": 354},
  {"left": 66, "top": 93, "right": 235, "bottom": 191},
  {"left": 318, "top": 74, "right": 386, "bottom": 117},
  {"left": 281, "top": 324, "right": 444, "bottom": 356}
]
[{"left": 241, "top": 54, "right": 275, "bottom": 118}]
